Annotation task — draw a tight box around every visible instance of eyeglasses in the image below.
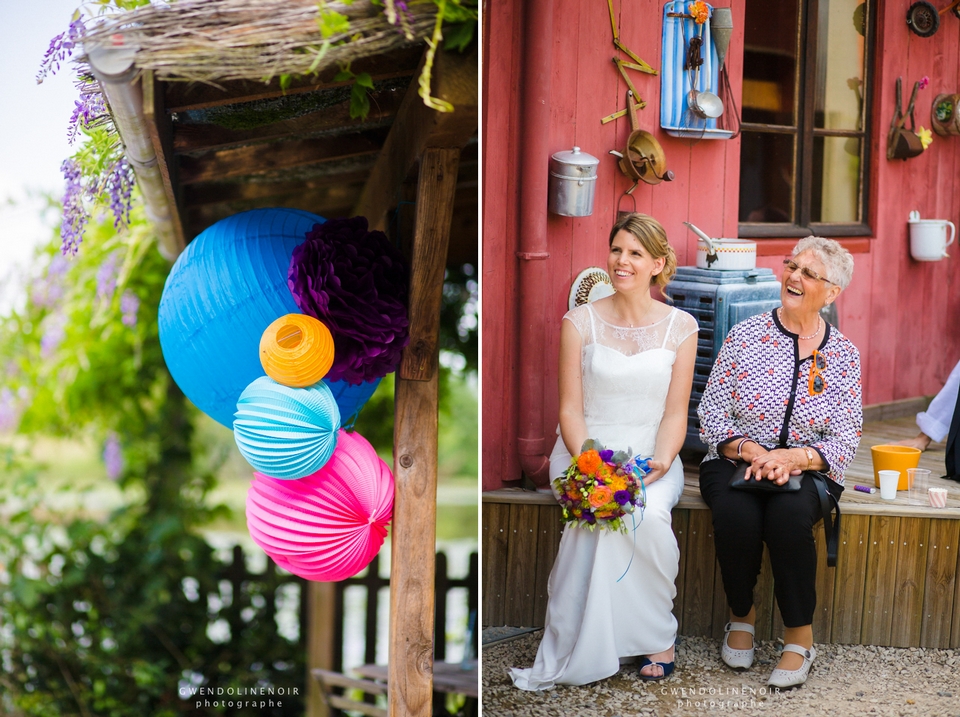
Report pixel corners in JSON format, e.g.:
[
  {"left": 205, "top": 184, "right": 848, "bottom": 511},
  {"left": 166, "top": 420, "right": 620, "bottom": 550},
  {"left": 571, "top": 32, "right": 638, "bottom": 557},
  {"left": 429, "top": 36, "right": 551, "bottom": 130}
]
[
  {"left": 809, "top": 350, "right": 827, "bottom": 396},
  {"left": 783, "top": 260, "right": 834, "bottom": 285}
]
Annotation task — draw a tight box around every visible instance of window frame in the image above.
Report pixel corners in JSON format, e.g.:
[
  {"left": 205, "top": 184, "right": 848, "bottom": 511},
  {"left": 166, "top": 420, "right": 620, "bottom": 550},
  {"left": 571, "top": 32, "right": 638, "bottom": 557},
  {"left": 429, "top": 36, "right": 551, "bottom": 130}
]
[{"left": 737, "top": 0, "right": 877, "bottom": 239}]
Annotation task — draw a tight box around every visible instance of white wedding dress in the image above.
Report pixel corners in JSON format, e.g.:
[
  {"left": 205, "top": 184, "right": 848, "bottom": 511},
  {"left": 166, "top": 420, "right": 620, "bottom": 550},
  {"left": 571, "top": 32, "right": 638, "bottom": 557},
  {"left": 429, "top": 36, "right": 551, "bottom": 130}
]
[{"left": 510, "top": 302, "right": 698, "bottom": 690}]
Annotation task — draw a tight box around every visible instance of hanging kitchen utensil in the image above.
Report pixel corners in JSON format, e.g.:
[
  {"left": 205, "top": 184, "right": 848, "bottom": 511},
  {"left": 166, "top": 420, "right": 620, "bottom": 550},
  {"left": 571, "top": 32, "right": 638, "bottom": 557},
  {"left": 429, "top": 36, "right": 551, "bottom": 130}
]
[
  {"left": 887, "top": 77, "right": 925, "bottom": 160},
  {"left": 711, "top": 8, "right": 733, "bottom": 71},
  {"left": 906, "top": 1, "right": 940, "bottom": 35},
  {"left": 609, "top": 92, "right": 675, "bottom": 190}
]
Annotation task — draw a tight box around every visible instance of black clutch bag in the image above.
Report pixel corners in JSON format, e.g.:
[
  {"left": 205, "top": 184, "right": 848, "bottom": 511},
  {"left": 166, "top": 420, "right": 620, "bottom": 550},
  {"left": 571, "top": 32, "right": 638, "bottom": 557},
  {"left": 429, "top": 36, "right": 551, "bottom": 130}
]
[{"left": 728, "top": 461, "right": 802, "bottom": 492}]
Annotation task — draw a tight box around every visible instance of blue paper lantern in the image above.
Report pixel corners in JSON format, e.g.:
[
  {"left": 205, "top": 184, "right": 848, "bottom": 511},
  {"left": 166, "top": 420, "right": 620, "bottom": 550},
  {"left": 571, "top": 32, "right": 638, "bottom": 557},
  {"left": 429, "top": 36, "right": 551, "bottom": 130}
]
[
  {"left": 234, "top": 376, "right": 341, "bottom": 479},
  {"left": 327, "top": 377, "right": 382, "bottom": 428},
  {"left": 158, "top": 208, "right": 325, "bottom": 427}
]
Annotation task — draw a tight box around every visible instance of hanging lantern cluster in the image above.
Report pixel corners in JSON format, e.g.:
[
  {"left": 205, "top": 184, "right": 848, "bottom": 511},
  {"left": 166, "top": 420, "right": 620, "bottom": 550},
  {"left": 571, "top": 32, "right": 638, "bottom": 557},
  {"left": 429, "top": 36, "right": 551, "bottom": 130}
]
[{"left": 158, "top": 208, "right": 410, "bottom": 582}]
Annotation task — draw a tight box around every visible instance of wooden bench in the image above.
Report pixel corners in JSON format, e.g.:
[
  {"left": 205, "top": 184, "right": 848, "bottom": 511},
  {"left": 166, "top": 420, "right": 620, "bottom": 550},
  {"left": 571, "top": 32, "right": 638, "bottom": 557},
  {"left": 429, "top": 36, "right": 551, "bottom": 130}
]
[{"left": 483, "top": 416, "right": 960, "bottom": 648}]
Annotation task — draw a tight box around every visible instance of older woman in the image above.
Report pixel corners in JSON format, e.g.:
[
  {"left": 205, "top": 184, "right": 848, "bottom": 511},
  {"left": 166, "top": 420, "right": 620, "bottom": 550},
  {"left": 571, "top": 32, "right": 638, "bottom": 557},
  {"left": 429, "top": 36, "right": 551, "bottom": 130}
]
[{"left": 697, "top": 237, "right": 861, "bottom": 689}]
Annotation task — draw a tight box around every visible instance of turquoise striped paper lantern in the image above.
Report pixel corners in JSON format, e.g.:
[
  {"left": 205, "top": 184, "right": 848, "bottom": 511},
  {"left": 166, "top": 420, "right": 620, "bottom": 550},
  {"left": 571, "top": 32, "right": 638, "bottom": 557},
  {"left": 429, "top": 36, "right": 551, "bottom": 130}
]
[{"left": 234, "top": 376, "right": 340, "bottom": 479}]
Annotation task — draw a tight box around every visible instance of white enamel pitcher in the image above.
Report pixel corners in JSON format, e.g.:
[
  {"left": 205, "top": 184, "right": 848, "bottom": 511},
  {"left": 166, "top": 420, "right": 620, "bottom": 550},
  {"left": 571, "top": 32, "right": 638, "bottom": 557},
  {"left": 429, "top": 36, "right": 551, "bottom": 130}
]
[{"left": 908, "top": 211, "right": 955, "bottom": 261}]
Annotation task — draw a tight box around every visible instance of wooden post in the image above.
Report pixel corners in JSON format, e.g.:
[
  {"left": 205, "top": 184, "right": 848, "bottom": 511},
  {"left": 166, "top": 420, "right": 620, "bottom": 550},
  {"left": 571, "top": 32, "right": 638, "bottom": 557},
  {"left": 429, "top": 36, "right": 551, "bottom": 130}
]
[
  {"left": 389, "top": 147, "right": 460, "bottom": 717},
  {"left": 306, "top": 582, "right": 337, "bottom": 717}
]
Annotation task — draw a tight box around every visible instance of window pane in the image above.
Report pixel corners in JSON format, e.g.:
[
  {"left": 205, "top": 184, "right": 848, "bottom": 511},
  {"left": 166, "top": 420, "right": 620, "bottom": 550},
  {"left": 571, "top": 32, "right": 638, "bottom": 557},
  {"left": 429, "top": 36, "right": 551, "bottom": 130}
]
[
  {"left": 743, "top": 0, "right": 799, "bottom": 126},
  {"left": 814, "top": 0, "right": 867, "bottom": 130},
  {"left": 738, "top": 132, "right": 796, "bottom": 223},
  {"left": 811, "top": 136, "right": 860, "bottom": 222}
]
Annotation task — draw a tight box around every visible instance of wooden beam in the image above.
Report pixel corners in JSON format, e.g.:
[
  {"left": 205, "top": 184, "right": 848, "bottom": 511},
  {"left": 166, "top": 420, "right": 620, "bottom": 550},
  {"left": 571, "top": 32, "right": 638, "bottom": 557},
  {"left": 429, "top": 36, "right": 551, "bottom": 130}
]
[
  {"left": 183, "top": 172, "right": 371, "bottom": 206},
  {"left": 400, "top": 149, "right": 460, "bottom": 380},
  {"left": 305, "top": 582, "right": 336, "bottom": 717},
  {"left": 388, "top": 147, "right": 460, "bottom": 717},
  {"left": 178, "top": 128, "right": 389, "bottom": 184},
  {"left": 354, "top": 48, "right": 478, "bottom": 230},
  {"left": 172, "top": 88, "right": 405, "bottom": 154},
  {"left": 141, "top": 70, "right": 186, "bottom": 252},
  {"left": 163, "top": 45, "right": 425, "bottom": 112}
]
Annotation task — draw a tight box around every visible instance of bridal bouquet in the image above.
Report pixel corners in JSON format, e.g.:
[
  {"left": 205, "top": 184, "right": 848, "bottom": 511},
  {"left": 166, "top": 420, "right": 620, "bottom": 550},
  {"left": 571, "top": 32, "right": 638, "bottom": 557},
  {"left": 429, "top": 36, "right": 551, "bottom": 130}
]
[{"left": 553, "top": 440, "right": 650, "bottom": 533}]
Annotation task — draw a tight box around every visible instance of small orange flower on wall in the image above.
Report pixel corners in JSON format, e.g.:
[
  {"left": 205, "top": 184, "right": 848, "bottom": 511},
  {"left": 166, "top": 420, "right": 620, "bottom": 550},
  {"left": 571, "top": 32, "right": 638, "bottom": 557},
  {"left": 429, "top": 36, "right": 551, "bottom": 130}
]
[{"left": 691, "top": 1, "right": 709, "bottom": 24}]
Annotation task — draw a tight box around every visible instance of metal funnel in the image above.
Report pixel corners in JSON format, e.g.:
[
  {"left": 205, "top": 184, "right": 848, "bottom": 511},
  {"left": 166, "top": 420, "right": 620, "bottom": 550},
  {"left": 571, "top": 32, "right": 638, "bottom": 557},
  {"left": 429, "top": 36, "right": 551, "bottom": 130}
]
[{"left": 711, "top": 8, "right": 734, "bottom": 72}]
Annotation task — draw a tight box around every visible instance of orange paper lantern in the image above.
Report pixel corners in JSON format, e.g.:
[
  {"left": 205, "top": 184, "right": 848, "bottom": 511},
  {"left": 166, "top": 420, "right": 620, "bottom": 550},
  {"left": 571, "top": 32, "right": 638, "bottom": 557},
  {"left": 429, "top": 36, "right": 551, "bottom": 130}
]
[{"left": 260, "top": 314, "right": 335, "bottom": 387}]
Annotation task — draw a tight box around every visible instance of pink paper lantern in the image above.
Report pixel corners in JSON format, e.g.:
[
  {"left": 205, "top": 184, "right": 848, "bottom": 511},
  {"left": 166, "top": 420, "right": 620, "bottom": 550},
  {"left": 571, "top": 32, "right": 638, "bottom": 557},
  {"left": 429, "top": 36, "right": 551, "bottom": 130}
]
[{"left": 246, "top": 429, "right": 394, "bottom": 581}]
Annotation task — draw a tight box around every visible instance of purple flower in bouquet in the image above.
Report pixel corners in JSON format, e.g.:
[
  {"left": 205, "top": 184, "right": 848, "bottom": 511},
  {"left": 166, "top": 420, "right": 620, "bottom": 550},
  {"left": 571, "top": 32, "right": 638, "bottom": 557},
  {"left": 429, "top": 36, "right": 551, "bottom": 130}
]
[
  {"left": 614, "top": 490, "right": 631, "bottom": 506},
  {"left": 288, "top": 216, "right": 409, "bottom": 384},
  {"left": 599, "top": 449, "right": 614, "bottom": 463},
  {"left": 582, "top": 511, "right": 596, "bottom": 525}
]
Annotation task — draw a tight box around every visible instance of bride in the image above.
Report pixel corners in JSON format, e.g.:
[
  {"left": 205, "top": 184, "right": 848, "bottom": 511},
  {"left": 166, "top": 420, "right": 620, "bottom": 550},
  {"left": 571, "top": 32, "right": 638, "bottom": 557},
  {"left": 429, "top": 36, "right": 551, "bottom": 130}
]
[{"left": 510, "top": 213, "right": 698, "bottom": 689}]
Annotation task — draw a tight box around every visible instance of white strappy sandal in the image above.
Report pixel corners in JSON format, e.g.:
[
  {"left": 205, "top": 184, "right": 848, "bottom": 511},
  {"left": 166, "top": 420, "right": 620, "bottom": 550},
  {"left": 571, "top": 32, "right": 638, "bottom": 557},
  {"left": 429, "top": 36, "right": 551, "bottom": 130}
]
[
  {"left": 767, "top": 644, "right": 816, "bottom": 689},
  {"left": 720, "top": 621, "right": 755, "bottom": 670}
]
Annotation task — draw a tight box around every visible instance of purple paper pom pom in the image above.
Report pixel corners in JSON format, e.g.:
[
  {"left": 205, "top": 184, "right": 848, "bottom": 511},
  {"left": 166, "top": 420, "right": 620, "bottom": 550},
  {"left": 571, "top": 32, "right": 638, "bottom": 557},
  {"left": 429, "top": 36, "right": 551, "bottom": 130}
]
[
  {"left": 614, "top": 490, "right": 631, "bottom": 505},
  {"left": 288, "top": 217, "right": 409, "bottom": 384}
]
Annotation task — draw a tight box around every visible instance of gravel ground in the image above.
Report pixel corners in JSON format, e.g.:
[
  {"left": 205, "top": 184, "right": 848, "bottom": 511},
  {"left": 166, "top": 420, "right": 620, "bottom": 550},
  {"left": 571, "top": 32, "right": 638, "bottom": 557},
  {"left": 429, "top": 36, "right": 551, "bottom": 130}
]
[{"left": 482, "top": 631, "right": 960, "bottom": 716}]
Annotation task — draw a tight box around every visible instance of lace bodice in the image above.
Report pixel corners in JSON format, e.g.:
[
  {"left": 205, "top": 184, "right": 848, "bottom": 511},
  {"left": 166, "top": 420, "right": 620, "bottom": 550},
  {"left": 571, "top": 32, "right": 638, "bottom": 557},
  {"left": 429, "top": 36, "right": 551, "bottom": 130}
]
[{"left": 560, "top": 303, "right": 698, "bottom": 458}]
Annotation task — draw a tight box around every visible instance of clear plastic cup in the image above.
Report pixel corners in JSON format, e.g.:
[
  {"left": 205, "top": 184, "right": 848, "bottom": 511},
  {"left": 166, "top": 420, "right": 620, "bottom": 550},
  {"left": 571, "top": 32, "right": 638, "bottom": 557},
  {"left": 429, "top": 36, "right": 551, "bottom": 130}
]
[
  {"left": 908, "top": 468, "right": 931, "bottom": 503},
  {"left": 878, "top": 470, "right": 900, "bottom": 500}
]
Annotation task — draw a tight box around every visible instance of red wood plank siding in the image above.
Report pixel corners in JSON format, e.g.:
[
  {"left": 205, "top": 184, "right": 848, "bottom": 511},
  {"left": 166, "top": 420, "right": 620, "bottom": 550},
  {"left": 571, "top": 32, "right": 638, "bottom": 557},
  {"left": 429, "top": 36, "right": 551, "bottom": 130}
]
[{"left": 482, "top": 1, "right": 960, "bottom": 490}]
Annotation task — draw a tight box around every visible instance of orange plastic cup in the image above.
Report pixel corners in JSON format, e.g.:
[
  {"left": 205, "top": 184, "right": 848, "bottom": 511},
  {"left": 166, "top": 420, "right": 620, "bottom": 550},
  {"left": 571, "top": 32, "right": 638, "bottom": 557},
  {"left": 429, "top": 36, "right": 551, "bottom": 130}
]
[{"left": 870, "top": 445, "right": 921, "bottom": 490}]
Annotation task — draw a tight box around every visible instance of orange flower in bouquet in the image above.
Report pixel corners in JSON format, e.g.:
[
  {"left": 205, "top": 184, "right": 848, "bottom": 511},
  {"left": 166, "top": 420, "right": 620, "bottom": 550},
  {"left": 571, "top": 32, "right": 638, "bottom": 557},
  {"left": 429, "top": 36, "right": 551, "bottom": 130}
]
[{"left": 577, "top": 449, "right": 602, "bottom": 475}]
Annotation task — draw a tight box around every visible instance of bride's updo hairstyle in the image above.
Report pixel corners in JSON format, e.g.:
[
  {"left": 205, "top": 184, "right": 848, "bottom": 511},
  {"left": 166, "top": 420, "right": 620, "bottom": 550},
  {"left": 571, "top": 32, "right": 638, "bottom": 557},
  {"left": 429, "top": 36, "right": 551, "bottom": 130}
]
[{"left": 608, "top": 212, "right": 677, "bottom": 290}]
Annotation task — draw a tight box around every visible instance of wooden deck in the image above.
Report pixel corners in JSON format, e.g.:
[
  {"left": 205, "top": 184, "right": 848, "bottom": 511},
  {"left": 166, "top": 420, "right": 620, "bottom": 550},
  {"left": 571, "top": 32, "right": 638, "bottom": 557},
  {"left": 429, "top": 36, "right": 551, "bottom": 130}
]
[{"left": 482, "top": 416, "right": 960, "bottom": 648}]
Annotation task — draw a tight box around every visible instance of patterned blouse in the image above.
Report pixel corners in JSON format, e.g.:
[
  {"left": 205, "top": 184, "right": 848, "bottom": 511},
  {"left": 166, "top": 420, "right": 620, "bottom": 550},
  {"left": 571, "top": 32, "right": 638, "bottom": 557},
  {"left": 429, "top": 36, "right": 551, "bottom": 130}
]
[{"left": 697, "top": 310, "right": 863, "bottom": 484}]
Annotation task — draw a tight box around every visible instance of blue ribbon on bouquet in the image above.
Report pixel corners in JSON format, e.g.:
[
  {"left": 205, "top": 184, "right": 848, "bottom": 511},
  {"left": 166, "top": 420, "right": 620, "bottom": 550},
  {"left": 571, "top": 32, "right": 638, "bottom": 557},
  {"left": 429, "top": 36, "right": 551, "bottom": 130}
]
[{"left": 616, "top": 456, "right": 651, "bottom": 583}]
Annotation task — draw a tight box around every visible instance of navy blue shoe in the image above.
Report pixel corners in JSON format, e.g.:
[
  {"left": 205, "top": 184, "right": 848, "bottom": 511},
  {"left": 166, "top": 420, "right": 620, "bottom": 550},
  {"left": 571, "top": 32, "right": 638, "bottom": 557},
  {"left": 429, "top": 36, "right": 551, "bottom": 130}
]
[{"left": 638, "top": 656, "right": 675, "bottom": 681}]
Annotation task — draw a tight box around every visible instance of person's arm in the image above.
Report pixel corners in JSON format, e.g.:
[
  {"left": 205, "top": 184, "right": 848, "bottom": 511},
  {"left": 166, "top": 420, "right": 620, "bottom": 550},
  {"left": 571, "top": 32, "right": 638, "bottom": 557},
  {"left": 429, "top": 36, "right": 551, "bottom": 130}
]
[
  {"left": 646, "top": 327, "right": 697, "bottom": 484},
  {"left": 697, "top": 328, "right": 747, "bottom": 453},
  {"left": 558, "top": 317, "right": 588, "bottom": 458}
]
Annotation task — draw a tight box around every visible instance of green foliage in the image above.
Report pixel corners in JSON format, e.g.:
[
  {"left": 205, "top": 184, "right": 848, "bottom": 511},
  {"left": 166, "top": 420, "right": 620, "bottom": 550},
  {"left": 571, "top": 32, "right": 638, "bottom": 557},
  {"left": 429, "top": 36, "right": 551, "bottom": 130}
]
[{"left": 335, "top": 66, "right": 375, "bottom": 120}]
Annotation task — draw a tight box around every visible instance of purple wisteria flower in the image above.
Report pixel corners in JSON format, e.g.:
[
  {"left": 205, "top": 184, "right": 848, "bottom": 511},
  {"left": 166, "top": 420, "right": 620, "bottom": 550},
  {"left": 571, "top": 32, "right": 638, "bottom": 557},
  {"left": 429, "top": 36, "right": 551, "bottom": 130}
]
[
  {"left": 120, "top": 291, "right": 139, "bottom": 328},
  {"left": 67, "top": 90, "right": 107, "bottom": 145},
  {"left": 60, "top": 158, "right": 88, "bottom": 256},
  {"left": 37, "top": 15, "right": 86, "bottom": 84},
  {"left": 103, "top": 157, "right": 135, "bottom": 230},
  {"left": 102, "top": 432, "right": 123, "bottom": 480},
  {"left": 288, "top": 217, "right": 409, "bottom": 384},
  {"left": 0, "top": 388, "right": 19, "bottom": 433},
  {"left": 31, "top": 254, "right": 69, "bottom": 308},
  {"left": 96, "top": 251, "right": 120, "bottom": 302},
  {"left": 41, "top": 312, "right": 68, "bottom": 359}
]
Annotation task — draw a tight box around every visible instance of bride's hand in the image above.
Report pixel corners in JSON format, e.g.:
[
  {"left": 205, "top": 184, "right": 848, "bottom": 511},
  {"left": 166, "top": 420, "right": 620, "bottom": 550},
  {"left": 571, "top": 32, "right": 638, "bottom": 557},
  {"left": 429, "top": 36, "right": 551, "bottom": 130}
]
[{"left": 642, "top": 459, "right": 670, "bottom": 484}]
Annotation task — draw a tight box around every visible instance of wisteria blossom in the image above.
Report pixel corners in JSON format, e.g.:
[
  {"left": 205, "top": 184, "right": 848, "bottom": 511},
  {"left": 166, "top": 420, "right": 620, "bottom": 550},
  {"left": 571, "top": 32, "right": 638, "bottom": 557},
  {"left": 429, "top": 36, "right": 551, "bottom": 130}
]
[
  {"left": 0, "top": 388, "right": 19, "bottom": 433},
  {"left": 102, "top": 432, "right": 124, "bottom": 480},
  {"left": 40, "top": 312, "right": 68, "bottom": 359},
  {"left": 67, "top": 90, "right": 108, "bottom": 145},
  {"left": 36, "top": 15, "right": 85, "bottom": 84},
  {"left": 120, "top": 291, "right": 139, "bottom": 328},
  {"left": 31, "top": 254, "right": 70, "bottom": 308},
  {"left": 60, "top": 158, "right": 89, "bottom": 256},
  {"left": 103, "top": 157, "right": 136, "bottom": 230},
  {"left": 96, "top": 251, "right": 121, "bottom": 302}
]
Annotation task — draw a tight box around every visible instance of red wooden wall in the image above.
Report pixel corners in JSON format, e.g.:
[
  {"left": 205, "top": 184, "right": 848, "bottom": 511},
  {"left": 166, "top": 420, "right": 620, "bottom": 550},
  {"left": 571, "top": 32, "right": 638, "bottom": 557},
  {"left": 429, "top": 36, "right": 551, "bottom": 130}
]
[{"left": 481, "top": 0, "right": 960, "bottom": 491}]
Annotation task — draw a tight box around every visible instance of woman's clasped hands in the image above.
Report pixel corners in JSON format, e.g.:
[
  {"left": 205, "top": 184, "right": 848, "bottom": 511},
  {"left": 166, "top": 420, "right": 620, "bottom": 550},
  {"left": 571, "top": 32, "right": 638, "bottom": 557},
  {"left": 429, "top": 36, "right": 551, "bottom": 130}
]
[{"left": 741, "top": 447, "right": 804, "bottom": 485}]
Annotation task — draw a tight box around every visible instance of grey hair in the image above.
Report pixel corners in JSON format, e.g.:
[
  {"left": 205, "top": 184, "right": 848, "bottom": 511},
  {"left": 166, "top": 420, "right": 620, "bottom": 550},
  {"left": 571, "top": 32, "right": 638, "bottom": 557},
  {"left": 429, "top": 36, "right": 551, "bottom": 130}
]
[{"left": 792, "top": 236, "right": 854, "bottom": 290}]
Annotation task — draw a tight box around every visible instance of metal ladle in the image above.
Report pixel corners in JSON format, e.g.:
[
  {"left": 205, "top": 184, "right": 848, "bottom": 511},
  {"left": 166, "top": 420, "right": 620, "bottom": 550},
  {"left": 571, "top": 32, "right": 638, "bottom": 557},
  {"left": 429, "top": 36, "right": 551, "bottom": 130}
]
[{"left": 687, "top": 27, "right": 723, "bottom": 119}]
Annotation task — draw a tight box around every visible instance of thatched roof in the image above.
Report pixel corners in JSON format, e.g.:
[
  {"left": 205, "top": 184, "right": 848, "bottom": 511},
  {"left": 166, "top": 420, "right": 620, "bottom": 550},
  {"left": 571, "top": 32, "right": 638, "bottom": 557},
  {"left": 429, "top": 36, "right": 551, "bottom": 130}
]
[
  {"left": 87, "top": 0, "right": 477, "bottom": 266},
  {"left": 80, "top": 0, "right": 437, "bottom": 84}
]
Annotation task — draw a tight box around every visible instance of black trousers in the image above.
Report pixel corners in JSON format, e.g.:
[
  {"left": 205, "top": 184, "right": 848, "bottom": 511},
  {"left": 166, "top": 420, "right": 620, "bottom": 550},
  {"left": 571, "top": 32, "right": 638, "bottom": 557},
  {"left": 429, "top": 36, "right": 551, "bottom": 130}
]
[{"left": 698, "top": 458, "right": 842, "bottom": 628}]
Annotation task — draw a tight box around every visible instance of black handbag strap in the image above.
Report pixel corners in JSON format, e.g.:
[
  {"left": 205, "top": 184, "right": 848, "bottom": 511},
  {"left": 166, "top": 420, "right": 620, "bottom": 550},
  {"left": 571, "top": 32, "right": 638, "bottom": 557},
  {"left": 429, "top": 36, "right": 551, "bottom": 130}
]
[{"left": 810, "top": 472, "right": 840, "bottom": 568}]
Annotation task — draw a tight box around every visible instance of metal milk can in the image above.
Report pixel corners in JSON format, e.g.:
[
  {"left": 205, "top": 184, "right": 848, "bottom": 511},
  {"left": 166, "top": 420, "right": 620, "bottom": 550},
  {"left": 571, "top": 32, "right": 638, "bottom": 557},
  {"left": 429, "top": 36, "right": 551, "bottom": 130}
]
[{"left": 548, "top": 146, "right": 599, "bottom": 217}]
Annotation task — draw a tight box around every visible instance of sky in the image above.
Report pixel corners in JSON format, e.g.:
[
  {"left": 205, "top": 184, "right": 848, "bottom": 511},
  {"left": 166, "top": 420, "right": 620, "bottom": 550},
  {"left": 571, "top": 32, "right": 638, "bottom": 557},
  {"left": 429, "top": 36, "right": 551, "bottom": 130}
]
[{"left": 0, "top": 0, "right": 88, "bottom": 310}]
